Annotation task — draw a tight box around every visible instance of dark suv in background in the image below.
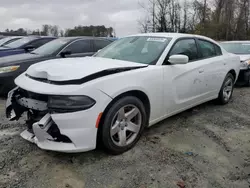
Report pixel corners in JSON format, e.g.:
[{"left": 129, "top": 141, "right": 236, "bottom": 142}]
[
  {"left": 0, "top": 37, "right": 114, "bottom": 95},
  {"left": 0, "top": 36, "right": 56, "bottom": 57}
]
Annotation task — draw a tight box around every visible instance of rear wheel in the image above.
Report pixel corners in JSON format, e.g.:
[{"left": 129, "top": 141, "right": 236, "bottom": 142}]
[
  {"left": 217, "top": 73, "right": 234, "bottom": 104},
  {"left": 101, "top": 96, "right": 147, "bottom": 155}
]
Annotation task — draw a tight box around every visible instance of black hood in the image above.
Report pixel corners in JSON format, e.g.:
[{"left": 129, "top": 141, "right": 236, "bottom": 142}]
[{"left": 0, "top": 53, "right": 49, "bottom": 67}]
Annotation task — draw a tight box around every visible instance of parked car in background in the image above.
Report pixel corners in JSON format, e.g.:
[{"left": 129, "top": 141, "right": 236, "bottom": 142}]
[
  {"left": 6, "top": 33, "right": 240, "bottom": 154},
  {"left": 0, "top": 36, "right": 56, "bottom": 58},
  {"left": 0, "top": 36, "right": 22, "bottom": 47},
  {"left": 220, "top": 41, "right": 250, "bottom": 85},
  {"left": 0, "top": 37, "right": 113, "bottom": 95}
]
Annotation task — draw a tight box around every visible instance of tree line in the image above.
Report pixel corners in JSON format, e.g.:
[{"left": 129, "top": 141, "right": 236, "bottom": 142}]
[
  {"left": 139, "top": 0, "right": 250, "bottom": 40},
  {"left": 2, "top": 25, "right": 115, "bottom": 37}
]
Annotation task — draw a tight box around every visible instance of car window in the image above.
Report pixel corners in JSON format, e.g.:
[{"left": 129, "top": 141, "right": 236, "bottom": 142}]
[
  {"left": 197, "top": 39, "right": 217, "bottom": 58},
  {"left": 32, "top": 38, "right": 71, "bottom": 55},
  {"left": 220, "top": 42, "right": 250, "bottom": 54},
  {"left": 0, "top": 37, "right": 21, "bottom": 46},
  {"left": 95, "top": 36, "right": 172, "bottom": 64},
  {"left": 169, "top": 39, "right": 198, "bottom": 61},
  {"left": 215, "top": 45, "right": 222, "bottom": 55},
  {"left": 4, "top": 37, "right": 37, "bottom": 48},
  {"left": 29, "top": 38, "right": 54, "bottom": 49},
  {"left": 94, "top": 40, "right": 112, "bottom": 51},
  {"left": 64, "top": 40, "right": 92, "bottom": 54},
  {"left": 3, "top": 38, "right": 21, "bottom": 45}
]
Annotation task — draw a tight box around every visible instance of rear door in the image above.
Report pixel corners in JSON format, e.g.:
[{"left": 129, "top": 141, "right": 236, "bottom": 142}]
[
  {"left": 196, "top": 38, "right": 226, "bottom": 96},
  {"left": 62, "top": 39, "right": 94, "bottom": 57}
]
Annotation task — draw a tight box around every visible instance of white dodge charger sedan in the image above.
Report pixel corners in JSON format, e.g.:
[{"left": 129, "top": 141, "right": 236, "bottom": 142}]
[{"left": 6, "top": 33, "right": 240, "bottom": 154}]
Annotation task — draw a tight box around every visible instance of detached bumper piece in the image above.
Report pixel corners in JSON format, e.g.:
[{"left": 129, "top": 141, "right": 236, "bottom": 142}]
[
  {"left": 6, "top": 88, "right": 78, "bottom": 152},
  {"left": 21, "top": 113, "right": 76, "bottom": 152}
]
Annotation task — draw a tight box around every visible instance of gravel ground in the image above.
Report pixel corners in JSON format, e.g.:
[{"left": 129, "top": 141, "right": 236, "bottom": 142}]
[{"left": 0, "top": 88, "right": 250, "bottom": 188}]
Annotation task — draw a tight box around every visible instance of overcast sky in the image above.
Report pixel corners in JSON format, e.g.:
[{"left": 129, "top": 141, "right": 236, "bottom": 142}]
[{"left": 0, "top": 0, "right": 147, "bottom": 37}]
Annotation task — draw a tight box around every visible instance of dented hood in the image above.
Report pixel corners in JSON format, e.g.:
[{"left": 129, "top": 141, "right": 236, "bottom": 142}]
[{"left": 26, "top": 57, "right": 147, "bottom": 81}]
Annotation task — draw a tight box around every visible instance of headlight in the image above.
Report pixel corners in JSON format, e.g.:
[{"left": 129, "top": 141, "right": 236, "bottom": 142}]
[
  {"left": 48, "top": 95, "right": 96, "bottom": 113},
  {"left": 240, "top": 60, "right": 250, "bottom": 69},
  {"left": 0, "top": 66, "right": 20, "bottom": 74}
]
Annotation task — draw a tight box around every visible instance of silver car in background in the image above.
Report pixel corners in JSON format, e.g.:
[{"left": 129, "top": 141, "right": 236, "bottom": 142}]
[{"left": 221, "top": 41, "right": 250, "bottom": 86}]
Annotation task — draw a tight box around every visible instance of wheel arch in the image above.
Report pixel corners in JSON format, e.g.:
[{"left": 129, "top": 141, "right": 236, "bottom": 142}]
[
  {"left": 228, "top": 69, "right": 236, "bottom": 81},
  {"left": 96, "top": 90, "right": 151, "bottom": 144}
]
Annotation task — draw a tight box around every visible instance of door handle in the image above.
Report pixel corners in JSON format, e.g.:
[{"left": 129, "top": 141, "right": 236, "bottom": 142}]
[{"left": 199, "top": 69, "right": 204, "bottom": 73}]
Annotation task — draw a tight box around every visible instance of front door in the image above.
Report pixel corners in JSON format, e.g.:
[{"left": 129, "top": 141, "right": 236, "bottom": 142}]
[{"left": 163, "top": 38, "right": 207, "bottom": 115}]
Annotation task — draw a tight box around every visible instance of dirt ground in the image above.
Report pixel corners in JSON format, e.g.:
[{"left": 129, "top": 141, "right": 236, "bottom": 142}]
[{"left": 0, "top": 88, "right": 250, "bottom": 188}]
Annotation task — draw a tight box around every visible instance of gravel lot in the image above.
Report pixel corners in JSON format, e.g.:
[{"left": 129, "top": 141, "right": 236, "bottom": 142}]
[{"left": 0, "top": 88, "right": 250, "bottom": 188}]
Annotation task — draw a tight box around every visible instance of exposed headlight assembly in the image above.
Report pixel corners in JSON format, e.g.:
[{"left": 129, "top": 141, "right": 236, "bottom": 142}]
[
  {"left": 0, "top": 66, "right": 20, "bottom": 74},
  {"left": 48, "top": 95, "right": 96, "bottom": 113},
  {"left": 240, "top": 60, "right": 250, "bottom": 69}
]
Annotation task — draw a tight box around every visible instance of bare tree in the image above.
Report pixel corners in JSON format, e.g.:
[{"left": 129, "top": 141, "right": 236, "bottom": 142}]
[
  {"left": 138, "top": 0, "right": 157, "bottom": 32},
  {"left": 138, "top": 18, "right": 151, "bottom": 33}
]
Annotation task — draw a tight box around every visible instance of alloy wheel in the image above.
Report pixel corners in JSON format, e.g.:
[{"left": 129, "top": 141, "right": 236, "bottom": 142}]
[
  {"left": 110, "top": 104, "right": 142, "bottom": 147},
  {"left": 223, "top": 77, "right": 233, "bottom": 102}
]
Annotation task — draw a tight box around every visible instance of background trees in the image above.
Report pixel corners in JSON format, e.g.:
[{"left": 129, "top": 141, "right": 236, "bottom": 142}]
[
  {"left": 2, "top": 25, "right": 115, "bottom": 37},
  {"left": 139, "top": 0, "right": 250, "bottom": 40}
]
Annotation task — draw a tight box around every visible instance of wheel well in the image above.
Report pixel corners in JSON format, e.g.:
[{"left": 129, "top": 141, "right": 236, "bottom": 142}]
[
  {"left": 97, "top": 90, "right": 150, "bottom": 135},
  {"left": 102, "top": 90, "right": 150, "bottom": 123},
  {"left": 96, "top": 90, "right": 151, "bottom": 146},
  {"left": 228, "top": 69, "right": 236, "bottom": 81}
]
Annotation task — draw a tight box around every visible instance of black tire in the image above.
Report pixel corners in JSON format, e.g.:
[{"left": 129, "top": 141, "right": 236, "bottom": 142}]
[
  {"left": 217, "top": 73, "right": 235, "bottom": 105},
  {"left": 101, "top": 96, "right": 147, "bottom": 155},
  {"left": 246, "top": 75, "right": 250, "bottom": 87}
]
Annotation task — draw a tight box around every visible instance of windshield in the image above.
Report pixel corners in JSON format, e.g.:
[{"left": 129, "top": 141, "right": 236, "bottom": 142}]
[
  {"left": 5, "top": 37, "right": 36, "bottom": 48},
  {"left": 95, "top": 36, "right": 172, "bottom": 64},
  {"left": 0, "top": 37, "right": 14, "bottom": 46},
  {"left": 221, "top": 43, "right": 250, "bottom": 54},
  {"left": 32, "top": 38, "right": 70, "bottom": 55}
]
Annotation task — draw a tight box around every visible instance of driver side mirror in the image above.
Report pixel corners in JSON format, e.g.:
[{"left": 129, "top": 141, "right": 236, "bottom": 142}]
[
  {"left": 60, "top": 50, "right": 72, "bottom": 58},
  {"left": 168, "top": 55, "right": 189, "bottom": 64},
  {"left": 24, "top": 45, "right": 35, "bottom": 52}
]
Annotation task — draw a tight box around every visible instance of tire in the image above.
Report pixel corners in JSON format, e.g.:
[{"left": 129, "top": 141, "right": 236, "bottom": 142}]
[
  {"left": 246, "top": 75, "right": 250, "bottom": 87},
  {"left": 101, "top": 96, "right": 147, "bottom": 155},
  {"left": 217, "top": 73, "right": 235, "bottom": 105}
]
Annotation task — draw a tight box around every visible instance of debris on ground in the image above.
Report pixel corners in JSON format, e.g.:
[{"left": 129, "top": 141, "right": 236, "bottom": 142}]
[{"left": 0, "top": 88, "right": 250, "bottom": 188}]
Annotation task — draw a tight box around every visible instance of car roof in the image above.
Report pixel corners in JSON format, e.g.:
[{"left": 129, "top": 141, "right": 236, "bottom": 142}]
[
  {"left": 58, "top": 36, "right": 113, "bottom": 41},
  {"left": 23, "top": 35, "right": 56, "bottom": 39},
  {"left": 220, "top": 41, "right": 250, "bottom": 43},
  {"left": 5, "top": 36, "right": 23, "bottom": 39},
  {"left": 127, "top": 32, "right": 215, "bottom": 41}
]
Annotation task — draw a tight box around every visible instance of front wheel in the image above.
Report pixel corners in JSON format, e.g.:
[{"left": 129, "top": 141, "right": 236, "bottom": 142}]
[
  {"left": 217, "top": 73, "right": 234, "bottom": 105},
  {"left": 101, "top": 96, "right": 147, "bottom": 155}
]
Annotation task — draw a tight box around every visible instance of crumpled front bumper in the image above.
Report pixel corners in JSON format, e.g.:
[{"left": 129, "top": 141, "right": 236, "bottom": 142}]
[
  {"left": 6, "top": 87, "right": 112, "bottom": 153},
  {"left": 20, "top": 113, "right": 83, "bottom": 153}
]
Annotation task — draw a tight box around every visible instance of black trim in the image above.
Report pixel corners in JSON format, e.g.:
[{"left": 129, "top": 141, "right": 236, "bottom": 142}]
[{"left": 25, "top": 66, "right": 147, "bottom": 85}]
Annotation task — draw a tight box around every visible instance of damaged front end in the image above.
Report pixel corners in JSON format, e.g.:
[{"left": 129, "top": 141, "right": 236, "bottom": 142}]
[{"left": 6, "top": 87, "right": 72, "bottom": 147}]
